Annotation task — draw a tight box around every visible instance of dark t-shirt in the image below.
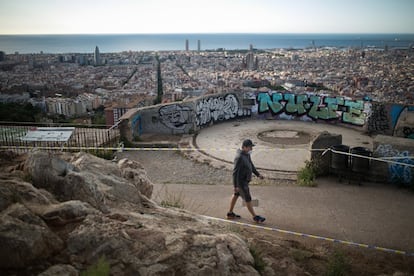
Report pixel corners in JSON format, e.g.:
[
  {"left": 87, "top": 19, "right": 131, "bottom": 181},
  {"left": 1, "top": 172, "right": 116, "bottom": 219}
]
[{"left": 232, "top": 149, "right": 259, "bottom": 188}]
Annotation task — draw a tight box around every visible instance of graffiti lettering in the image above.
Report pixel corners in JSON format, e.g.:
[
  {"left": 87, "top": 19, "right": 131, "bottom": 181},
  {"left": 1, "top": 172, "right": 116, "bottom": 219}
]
[
  {"left": 257, "top": 92, "right": 367, "bottom": 126},
  {"left": 285, "top": 93, "right": 307, "bottom": 115},
  {"left": 159, "top": 104, "right": 192, "bottom": 130},
  {"left": 367, "top": 103, "right": 390, "bottom": 134},
  {"left": 257, "top": 92, "right": 283, "bottom": 114},
  {"left": 375, "top": 144, "right": 413, "bottom": 186},
  {"left": 343, "top": 99, "right": 366, "bottom": 125},
  {"left": 196, "top": 94, "right": 250, "bottom": 126},
  {"left": 308, "top": 95, "right": 337, "bottom": 120}
]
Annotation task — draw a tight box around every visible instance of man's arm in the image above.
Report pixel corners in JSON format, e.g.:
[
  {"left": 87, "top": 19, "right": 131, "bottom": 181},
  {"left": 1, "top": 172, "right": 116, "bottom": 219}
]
[{"left": 250, "top": 157, "right": 264, "bottom": 179}]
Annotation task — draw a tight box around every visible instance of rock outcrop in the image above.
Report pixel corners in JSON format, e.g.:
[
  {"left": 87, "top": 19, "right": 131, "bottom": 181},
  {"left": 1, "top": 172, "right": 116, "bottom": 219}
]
[{"left": 0, "top": 150, "right": 259, "bottom": 275}]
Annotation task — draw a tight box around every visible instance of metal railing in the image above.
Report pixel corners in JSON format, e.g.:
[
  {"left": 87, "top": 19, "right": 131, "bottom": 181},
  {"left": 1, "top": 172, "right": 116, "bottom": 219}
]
[{"left": 0, "top": 121, "right": 120, "bottom": 153}]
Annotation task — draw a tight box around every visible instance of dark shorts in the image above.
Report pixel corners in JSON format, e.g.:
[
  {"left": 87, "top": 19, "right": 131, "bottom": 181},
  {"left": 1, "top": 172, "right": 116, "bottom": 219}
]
[{"left": 235, "top": 185, "right": 252, "bottom": 202}]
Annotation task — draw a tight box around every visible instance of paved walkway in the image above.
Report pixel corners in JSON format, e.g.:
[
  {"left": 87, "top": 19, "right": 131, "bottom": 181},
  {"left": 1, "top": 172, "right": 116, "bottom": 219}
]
[
  {"left": 152, "top": 120, "right": 414, "bottom": 254},
  {"left": 152, "top": 178, "right": 414, "bottom": 254}
]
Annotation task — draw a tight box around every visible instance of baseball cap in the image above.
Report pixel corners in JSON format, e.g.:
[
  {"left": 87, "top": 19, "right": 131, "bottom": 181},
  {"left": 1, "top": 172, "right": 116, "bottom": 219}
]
[{"left": 242, "top": 139, "right": 255, "bottom": 147}]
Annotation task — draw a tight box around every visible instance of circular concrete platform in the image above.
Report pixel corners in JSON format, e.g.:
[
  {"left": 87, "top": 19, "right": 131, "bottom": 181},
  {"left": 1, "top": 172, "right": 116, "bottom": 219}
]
[{"left": 195, "top": 120, "right": 373, "bottom": 173}]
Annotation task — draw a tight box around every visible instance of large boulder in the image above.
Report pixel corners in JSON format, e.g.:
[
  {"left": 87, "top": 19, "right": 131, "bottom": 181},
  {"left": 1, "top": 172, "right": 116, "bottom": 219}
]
[
  {"left": 24, "top": 151, "right": 76, "bottom": 199},
  {"left": 40, "top": 200, "right": 98, "bottom": 226},
  {"left": 24, "top": 151, "right": 155, "bottom": 212},
  {"left": 1, "top": 152, "right": 260, "bottom": 275},
  {"left": 0, "top": 204, "right": 63, "bottom": 268},
  {"left": 65, "top": 209, "right": 258, "bottom": 275},
  {"left": 0, "top": 174, "right": 56, "bottom": 212},
  {"left": 118, "top": 158, "right": 153, "bottom": 198}
]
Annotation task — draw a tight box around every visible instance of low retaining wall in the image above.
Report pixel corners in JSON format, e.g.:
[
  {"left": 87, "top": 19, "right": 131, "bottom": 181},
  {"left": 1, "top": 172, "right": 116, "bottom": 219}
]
[
  {"left": 372, "top": 135, "right": 414, "bottom": 187},
  {"left": 120, "top": 91, "right": 414, "bottom": 140}
]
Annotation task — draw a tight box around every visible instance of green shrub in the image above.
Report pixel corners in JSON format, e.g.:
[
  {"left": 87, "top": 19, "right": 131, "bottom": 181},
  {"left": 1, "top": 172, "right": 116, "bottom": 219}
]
[
  {"left": 297, "top": 160, "right": 318, "bottom": 187},
  {"left": 325, "top": 249, "right": 351, "bottom": 276},
  {"left": 160, "top": 188, "right": 186, "bottom": 209},
  {"left": 250, "top": 247, "right": 266, "bottom": 275},
  {"left": 88, "top": 149, "right": 114, "bottom": 160},
  {"left": 81, "top": 256, "right": 110, "bottom": 276}
]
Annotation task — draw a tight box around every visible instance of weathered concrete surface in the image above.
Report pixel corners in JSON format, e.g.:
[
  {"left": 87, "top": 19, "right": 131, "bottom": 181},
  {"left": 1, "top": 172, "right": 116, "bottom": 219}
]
[
  {"left": 192, "top": 120, "right": 373, "bottom": 174},
  {"left": 372, "top": 135, "right": 414, "bottom": 185}
]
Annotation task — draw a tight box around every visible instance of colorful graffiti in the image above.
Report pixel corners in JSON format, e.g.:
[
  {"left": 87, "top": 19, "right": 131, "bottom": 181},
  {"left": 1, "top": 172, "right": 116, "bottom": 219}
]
[
  {"left": 195, "top": 94, "right": 250, "bottom": 126},
  {"left": 257, "top": 92, "right": 367, "bottom": 126},
  {"left": 375, "top": 144, "right": 414, "bottom": 186},
  {"left": 368, "top": 104, "right": 414, "bottom": 138},
  {"left": 393, "top": 106, "right": 414, "bottom": 139},
  {"left": 131, "top": 114, "right": 142, "bottom": 138},
  {"left": 159, "top": 104, "right": 193, "bottom": 130},
  {"left": 367, "top": 103, "right": 390, "bottom": 134}
]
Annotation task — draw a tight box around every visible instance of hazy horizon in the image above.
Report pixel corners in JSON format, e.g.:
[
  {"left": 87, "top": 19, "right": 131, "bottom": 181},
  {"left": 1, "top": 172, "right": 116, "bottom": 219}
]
[
  {"left": 1, "top": 0, "right": 413, "bottom": 35},
  {"left": 1, "top": 32, "right": 414, "bottom": 36}
]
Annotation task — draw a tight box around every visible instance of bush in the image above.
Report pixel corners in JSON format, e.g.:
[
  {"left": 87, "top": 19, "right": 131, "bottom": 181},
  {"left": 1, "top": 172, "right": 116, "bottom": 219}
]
[
  {"left": 88, "top": 149, "right": 114, "bottom": 160},
  {"left": 81, "top": 256, "right": 110, "bottom": 276},
  {"left": 250, "top": 247, "right": 266, "bottom": 275},
  {"left": 159, "top": 187, "right": 186, "bottom": 209},
  {"left": 325, "top": 249, "right": 351, "bottom": 276},
  {"left": 297, "top": 160, "right": 318, "bottom": 187}
]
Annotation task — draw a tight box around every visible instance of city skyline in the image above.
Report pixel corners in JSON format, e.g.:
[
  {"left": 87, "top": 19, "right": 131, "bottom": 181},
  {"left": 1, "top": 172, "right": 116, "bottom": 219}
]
[{"left": 0, "top": 0, "right": 413, "bottom": 35}]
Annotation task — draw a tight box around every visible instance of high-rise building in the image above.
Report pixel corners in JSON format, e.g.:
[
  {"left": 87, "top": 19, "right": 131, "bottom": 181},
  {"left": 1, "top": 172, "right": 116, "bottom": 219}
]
[
  {"left": 185, "top": 39, "right": 189, "bottom": 51},
  {"left": 243, "top": 45, "right": 258, "bottom": 71},
  {"left": 94, "top": 46, "right": 101, "bottom": 66},
  {"left": 197, "top": 40, "right": 201, "bottom": 51}
]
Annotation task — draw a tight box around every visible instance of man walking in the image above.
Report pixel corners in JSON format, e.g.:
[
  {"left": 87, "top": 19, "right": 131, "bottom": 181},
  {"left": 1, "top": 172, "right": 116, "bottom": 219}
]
[{"left": 227, "top": 139, "right": 266, "bottom": 223}]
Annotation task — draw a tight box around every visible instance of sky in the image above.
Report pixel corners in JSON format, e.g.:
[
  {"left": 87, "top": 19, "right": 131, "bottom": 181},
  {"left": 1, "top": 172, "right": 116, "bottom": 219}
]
[{"left": 0, "top": 0, "right": 413, "bottom": 34}]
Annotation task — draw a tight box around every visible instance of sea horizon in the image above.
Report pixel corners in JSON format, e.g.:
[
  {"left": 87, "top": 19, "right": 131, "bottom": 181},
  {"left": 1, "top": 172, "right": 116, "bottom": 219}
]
[{"left": 1, "top": 33, "right": 413, "bottom": 54}]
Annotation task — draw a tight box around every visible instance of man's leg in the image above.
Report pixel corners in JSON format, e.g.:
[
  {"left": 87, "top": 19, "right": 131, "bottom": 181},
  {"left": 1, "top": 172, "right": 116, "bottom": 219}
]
[
  {"left": 239, "top": 185, "right": 265, "bottom": 222},
  {"left": 228, "top": 193, "right": 239, "bottom": 213},
  {"left": 245, "top": 201, "right": 257, "bottom": 217}
]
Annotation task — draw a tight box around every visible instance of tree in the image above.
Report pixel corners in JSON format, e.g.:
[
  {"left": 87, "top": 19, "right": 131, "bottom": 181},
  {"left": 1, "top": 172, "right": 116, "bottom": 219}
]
[{"left": 154, "top": 55, "right": 163, "bottom": 105}]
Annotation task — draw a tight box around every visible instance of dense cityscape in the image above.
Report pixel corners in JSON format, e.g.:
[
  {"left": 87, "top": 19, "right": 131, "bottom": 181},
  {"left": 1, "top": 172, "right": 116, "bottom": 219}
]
[{"left": 0, "top": 43, "right": 413, "bottom": 126}]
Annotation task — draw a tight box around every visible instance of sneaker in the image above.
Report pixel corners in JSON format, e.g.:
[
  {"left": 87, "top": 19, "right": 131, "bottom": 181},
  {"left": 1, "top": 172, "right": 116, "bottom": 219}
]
[
  {"left": 227, "top": 212, "right": 241, "bottom": 219},
  {"left": 253, "top": 215, "right": 266, "bottom": 223}
]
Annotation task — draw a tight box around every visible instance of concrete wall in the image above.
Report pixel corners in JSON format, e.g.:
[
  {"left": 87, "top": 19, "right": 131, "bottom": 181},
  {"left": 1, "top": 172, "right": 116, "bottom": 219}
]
[
  {"left": 120, "top": 91, "right": 414, "bottom": 140},
  {"left": 372, "top": 135, "right": 414, "bottom": 187},
  {"left": 367, "top": 103, "right": 414, "bottom": 139},
  {"left": 120, "top": 92, "right": 252, "bottom": 141},
  {"left": 119, "top": 91, "right": 414, "bottom": 186}
]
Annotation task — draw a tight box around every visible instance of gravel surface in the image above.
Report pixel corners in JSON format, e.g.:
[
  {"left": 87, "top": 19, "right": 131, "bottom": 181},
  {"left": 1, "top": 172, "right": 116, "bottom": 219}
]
[{"left": 117, "top": 150, "right": 233, "bottom": 185}]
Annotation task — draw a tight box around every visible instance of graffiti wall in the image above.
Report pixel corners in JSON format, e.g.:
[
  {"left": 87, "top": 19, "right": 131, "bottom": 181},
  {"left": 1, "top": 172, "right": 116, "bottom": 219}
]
[
  {"left": 256, "top": 92, "right": 369, "bottom": 126},
  {"left": 122, "top": 91, "right": 412, "bottom": 140},
  {"left": 131, "top": 114, "right": 142, "bottom": 139},
  {"left": 367, "top": 103, "right": 391, "bottom": 134},
  {"left": 368, "top": 103, "right": 414, "bottom": 138},
  {"left": 159, "top": 104, "right": 193, "bottom": 131},
  {"left": 125, "top": 93, "right": 251, "bottom": 136},
  {"left": 195, "top": 93, "right": 251, "bottom": 127},
  {"left": 374, "top": 144, "right": 414, "bottom": 186}
]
